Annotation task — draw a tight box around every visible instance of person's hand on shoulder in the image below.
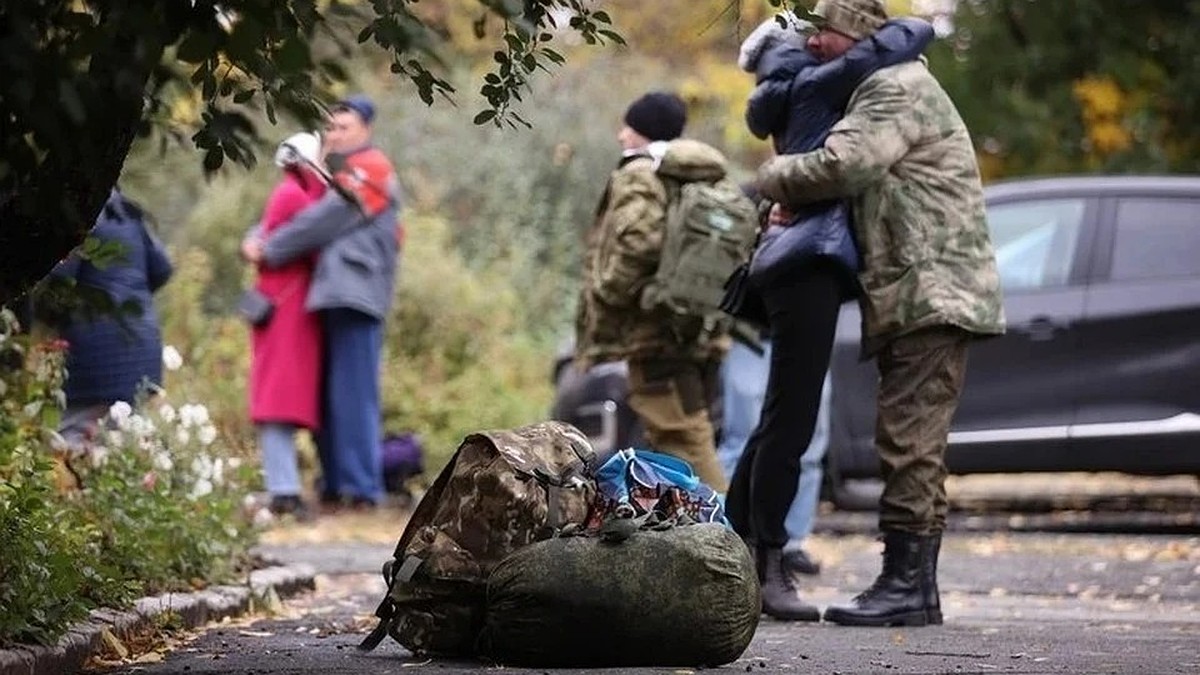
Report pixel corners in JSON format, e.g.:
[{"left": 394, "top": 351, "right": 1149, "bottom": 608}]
[{"left": 241, "top": 236, "right": 264, "bottom": 263}]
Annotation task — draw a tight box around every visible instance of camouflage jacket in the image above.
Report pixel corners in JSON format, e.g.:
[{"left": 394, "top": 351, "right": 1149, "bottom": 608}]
[
  {"left": 575, "top": 141, "right": 730, "bottom": 367},
  {"left": 756, "top": 60, "right": 1005, "bottom": 356}
]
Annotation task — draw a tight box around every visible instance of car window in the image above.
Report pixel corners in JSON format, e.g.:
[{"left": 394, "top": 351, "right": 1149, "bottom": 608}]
[
  {"left": 986, "top": 198, "right": 1086, "bottom": 291},
  {"left": 1110, "top": 198, "right": 1200, "bottom": 282}
]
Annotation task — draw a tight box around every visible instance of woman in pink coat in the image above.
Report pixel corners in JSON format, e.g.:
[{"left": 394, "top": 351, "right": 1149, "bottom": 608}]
[{"left": 249, "top": 132, "right": 327, "bottom": 518}]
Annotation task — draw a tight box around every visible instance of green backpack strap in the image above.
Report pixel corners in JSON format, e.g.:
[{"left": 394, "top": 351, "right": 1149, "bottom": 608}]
[{"left": 358, "top": 552, "right": 429, "bottom": 651}]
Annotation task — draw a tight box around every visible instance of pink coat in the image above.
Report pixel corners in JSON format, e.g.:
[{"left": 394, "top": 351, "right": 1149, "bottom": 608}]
[{"left": 249, "top": 169, "right": 327, "bottom": 428}]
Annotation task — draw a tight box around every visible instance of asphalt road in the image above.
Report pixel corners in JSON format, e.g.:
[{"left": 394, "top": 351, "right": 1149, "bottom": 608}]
[{"left": 91, "top": 528, "right": 1200, "bottom": 674}]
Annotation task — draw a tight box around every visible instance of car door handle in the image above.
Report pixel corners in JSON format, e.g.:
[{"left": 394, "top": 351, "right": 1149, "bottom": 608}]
[{"left": 1013, "top": 316, "right": 1068, "bottom": 342}]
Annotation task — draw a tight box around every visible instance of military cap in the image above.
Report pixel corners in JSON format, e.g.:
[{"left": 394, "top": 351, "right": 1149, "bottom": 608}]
[{"left": 803, "top": 0, "right": 887, "bottom": 40}]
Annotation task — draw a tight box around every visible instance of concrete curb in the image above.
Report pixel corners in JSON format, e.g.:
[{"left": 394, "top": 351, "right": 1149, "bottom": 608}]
[{"left": 0, "top": 563, "right": 316, "bottom": 675}]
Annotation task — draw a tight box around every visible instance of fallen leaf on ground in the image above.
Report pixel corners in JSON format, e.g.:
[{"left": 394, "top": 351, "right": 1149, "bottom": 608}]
[{"left": 99, "top": 628, "right": 129, "bottom": 660}]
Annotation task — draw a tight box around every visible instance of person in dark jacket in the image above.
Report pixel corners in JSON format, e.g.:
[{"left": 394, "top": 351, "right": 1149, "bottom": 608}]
[
  {"left": 723, "top": 11, "right": 933, "bottom": 622},
  {"left": 50, "top": 188, "right": 174, "bottom": 449}
]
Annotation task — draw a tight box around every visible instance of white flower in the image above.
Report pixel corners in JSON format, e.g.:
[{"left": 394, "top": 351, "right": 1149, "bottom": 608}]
[
  {"left": 23, "top": 401, "right": 43, "bottom": 419},
  {"left": 197, "top": 424, "right": 218, "bottom": 447},
  {"left": 175, "top": 427, "right": 191, "bottom": 445},
  {"left": 157, "top": 403, "right": 177, "bottom": 423},
  {"left": 191, "top": 454, "right": 214, "bottom": 478},
  {"left": 211, "top": 458, "right": 225, "bottom": 486},
  {"left": 162, "top": 345, "right": 183, "bottom": 371},
  {"left": 90, "top": 445, "right": 110, "bottom": 468},
  {"left": 228, "top": 457, "right": 243, "bottom": 470},
  {"left": 106, "top": 430, "right": 125, "bottom": 447},
  {"left": 152, "top": 451, "right": 174, "bottom": 472},
  {"left": 189, "top": 478, "right": 214, "bottom": 499},
  {"left": 128, "top": 414, "right": 155, "bottom": 437},
  {"left": 179, "top": 403, "right": 210, "bottom": 429},
  {"left": 108, "top": 401, "right": 133, "bottom": 425}
]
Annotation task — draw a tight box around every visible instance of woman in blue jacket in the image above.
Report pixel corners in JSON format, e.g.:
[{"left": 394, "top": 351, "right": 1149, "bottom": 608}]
[
  {"left": 724, "top": 13, "right": 934, "bottom": 621},
  {"left": 50, "top": 188, "right": 174, "bottom": 448}
]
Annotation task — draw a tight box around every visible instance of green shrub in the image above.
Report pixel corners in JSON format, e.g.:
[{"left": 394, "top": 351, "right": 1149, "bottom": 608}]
[
  {"left": 0, "top": 313, "right": 118, "bottom": 645},
  {"left": 383, "top": 214, "right": 555, "bottom": 468},
  {"left": 64, "top": 396, "right": 257, "bottom": 594},
  {"left": 0, "top": 309, "right": 256, "bottom": 647}
]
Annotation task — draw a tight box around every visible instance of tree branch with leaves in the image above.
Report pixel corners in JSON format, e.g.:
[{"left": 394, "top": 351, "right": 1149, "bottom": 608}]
[{"left": 0, "top": 0, "right": 621, "bottom": 304}]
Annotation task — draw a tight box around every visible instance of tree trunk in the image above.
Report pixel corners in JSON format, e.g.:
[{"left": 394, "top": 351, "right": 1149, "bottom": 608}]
[
  {"left": 0, "top": 135, "right": 140, "bottom": 305},
  {"left": 0, "top": 6, "right": 165, "bottom": 306}
]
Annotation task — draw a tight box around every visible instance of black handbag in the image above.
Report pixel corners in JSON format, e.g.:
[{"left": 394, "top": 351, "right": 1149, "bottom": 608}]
[
  {"left": 749, "top": 201, "right": 858, "bottom": 287},
  {"left": 719, "top": 226, "right": 768, "bottom": 329},
  {"left": 239, "top": 276, "right": 306, "bottom": 327},
  {"left": 237, "top": 288, "right": 275, "bottom": 327}
]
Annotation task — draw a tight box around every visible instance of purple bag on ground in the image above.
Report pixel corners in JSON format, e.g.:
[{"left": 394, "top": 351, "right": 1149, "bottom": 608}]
[{"left": 382, "top": 433, "right": 424, "bottom": 493}]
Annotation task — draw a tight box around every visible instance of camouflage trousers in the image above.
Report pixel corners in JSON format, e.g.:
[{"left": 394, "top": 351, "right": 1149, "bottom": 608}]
[
  {"left": 876, "top": 326, "right": 970, "bottom": 535},
  {"left": 626, "top": 356, "right": 728, "bottom": 493}
]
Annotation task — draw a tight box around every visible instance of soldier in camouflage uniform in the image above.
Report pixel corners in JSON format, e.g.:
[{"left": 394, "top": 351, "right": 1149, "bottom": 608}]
[
  {"left": 574, "top": 91, "right": 730, "bottom": 492},
  {"left": 755, "top": 0, "right": 1005, "bottom": 627}
]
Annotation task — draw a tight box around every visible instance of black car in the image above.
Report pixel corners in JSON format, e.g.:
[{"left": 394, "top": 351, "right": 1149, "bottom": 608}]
[
  {"left": 827, "top": 176, "right": 1200, "bottom": 489},
  {"left": 552, "top": 176, "right": 1200, "bottom": 506}
]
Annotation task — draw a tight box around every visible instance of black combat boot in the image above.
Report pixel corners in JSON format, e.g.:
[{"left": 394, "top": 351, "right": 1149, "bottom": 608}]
[
  {"left": 921, "top": 533, "right": 943, "bottom": 625},
  {"left": 822, "top": 531, "right": 938, "bottom": 627},
  {"left": 758, "top": 548, "right": 820, "bottom": 622}
]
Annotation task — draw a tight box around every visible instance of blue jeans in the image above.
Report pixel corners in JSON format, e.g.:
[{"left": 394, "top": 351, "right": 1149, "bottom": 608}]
[
  {"left": 259, "top": 422, "right": 301, "bottom": 496},
  {"left": 717, "top": 340, "right": 830, "bottom": 547},
  {"left": 716, "top": 341, "right": 770, "bottom": 480},
  {"left": 317, "top": 308, "right": 385, "bottom": 503}
]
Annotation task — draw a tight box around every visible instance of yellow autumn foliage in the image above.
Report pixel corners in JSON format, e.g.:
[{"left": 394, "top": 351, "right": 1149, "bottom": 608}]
[{"left": 1072, "top": 75, "right": 1132, "bottom": 156}]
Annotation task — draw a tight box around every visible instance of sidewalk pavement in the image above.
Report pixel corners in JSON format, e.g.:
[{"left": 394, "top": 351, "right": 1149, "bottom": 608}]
[
  {"left": 14, "top": 474, "right": 1200, "bottom": 674},
  {"left": 96, "top": 522, "right": 1200, "bottom": 674}
]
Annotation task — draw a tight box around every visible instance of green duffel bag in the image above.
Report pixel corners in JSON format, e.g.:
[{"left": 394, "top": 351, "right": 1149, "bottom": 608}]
[{"left": 478, "top": 519, "right": 761, "bottom": 668}]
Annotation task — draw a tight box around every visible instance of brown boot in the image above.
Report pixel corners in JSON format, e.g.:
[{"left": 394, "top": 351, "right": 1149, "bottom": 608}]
[{"left": 758, "top": 547, "right": 820, "bottom": 622}]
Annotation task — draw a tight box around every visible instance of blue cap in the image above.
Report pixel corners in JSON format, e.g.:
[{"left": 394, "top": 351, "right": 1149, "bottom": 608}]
[{"left": 335, "top": 94, "right": 376, "bottom": 125}]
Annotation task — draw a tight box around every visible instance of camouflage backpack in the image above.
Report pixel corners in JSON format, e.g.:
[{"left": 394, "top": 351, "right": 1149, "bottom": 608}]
[
  {"left": 639, "top": 140, "right": 760, "bottom": 335},
  {"left": 358, "top": 421, "right": 597, "bottom": 656}
]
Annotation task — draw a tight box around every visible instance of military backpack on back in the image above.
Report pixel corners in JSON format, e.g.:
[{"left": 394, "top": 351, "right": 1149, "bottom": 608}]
[
  {"left": 639, "top": 140, "right": 759, "bottom": 334},
  {"left": 358, "top": 421, "right": 597, "bottom": 656}
]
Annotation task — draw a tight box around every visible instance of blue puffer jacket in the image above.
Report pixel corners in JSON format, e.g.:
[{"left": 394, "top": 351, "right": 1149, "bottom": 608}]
[
  {"left": 51, "top": 190, "right": 173, "bottom": 406},
  {"left": 745, "top": 19, "right": 935, "bottom": 290}
]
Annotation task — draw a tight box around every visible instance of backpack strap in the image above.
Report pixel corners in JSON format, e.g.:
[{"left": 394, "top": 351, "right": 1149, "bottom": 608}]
[
  {"left": 358, "top": 607, "right": 392, "bottom": 651},
  {"left": 360, "top": 442, "right": 467, "bottom": 652}
]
